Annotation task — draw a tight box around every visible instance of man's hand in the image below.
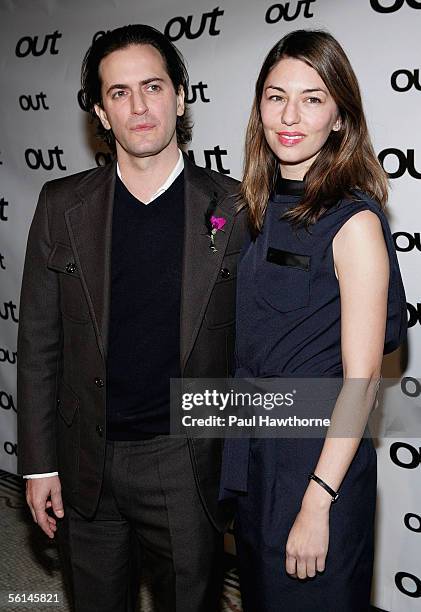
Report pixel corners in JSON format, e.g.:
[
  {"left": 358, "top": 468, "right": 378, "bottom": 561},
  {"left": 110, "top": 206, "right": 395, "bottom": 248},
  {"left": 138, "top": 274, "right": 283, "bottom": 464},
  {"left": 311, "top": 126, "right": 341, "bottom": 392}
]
[{"left": 26, "top": 476, "right": 64, "bottom": 538}]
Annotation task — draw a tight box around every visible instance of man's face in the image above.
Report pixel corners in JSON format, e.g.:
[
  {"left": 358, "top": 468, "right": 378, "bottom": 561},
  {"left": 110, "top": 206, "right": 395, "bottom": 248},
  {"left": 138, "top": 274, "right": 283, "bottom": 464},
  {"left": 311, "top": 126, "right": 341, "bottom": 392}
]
[{"left": 95, "top": 44, "right": 185, "bottom": 160}]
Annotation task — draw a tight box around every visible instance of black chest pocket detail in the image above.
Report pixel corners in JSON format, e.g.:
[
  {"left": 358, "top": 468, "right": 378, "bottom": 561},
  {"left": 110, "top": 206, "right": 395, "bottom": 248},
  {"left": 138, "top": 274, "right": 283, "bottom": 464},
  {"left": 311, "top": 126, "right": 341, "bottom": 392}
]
[
  {"left": 47, "top": 242, "right": 90, "bottom": 323},
  {"left": 266, "top": 247, "right": 310, "bottom": 271},
  {"left": 258, "top": 247, "right": 311, "bottom": 312}
]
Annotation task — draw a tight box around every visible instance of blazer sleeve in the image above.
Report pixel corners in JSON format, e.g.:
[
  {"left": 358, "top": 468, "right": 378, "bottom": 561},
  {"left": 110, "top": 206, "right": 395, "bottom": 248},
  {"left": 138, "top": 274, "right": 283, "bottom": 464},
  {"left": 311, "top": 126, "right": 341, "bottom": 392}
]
[{"left": 17, "top": 183, "right": 62, "bottom": 475}]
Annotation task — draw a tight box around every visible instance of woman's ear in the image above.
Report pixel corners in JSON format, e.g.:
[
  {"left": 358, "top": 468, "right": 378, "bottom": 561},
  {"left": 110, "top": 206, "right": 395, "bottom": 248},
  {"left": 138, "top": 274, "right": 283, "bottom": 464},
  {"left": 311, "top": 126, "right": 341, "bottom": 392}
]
[{"left": 332, "top": 117, "right": 342, "bottom": 132}]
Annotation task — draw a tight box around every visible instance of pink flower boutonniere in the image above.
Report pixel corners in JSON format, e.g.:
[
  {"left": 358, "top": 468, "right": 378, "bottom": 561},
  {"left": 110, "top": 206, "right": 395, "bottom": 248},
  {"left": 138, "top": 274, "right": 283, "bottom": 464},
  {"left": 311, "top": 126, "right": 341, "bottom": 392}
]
[
  {"left": 205, "top": 193, "right": 226, "bottom": 252},
  {"left": 209, "top": 215, "right": 226, "bottom": 252}
]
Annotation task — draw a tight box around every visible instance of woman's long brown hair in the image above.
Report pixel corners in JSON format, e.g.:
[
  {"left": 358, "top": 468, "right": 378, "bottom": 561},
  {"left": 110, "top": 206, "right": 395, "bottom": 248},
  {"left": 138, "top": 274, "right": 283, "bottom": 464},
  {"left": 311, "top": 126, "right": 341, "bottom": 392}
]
[{"left": 241, "top": 30, "right": 388, "bottom": 234}]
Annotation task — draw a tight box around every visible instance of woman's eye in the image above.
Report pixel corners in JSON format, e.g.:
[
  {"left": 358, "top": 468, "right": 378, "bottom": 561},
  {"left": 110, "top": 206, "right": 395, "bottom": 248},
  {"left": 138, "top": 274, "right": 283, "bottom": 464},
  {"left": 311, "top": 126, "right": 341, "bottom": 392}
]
[{"left": 307, "top": 97, "right": 322, "bottom": 104}]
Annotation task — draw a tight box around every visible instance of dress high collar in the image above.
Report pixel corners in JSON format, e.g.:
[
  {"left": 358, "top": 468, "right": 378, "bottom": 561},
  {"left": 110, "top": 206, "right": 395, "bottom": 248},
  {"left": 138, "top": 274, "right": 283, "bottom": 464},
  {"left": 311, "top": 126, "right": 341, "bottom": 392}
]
[{"left": 275, "top": 176, "right": 305, "bottom": 197}]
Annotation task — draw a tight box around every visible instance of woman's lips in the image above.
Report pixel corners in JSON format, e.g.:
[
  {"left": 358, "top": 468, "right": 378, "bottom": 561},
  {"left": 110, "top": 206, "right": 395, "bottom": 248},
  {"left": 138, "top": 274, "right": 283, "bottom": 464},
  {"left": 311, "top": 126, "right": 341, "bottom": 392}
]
[{"left": 277, "top": 132, "right": 305, "bottom": 146}]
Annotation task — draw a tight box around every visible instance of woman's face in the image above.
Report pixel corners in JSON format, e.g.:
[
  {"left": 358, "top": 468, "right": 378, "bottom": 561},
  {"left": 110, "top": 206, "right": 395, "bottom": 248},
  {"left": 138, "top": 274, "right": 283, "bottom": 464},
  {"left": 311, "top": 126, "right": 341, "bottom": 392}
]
[{"left": 260, "top": 57, "right": 341, "bottom": 180}]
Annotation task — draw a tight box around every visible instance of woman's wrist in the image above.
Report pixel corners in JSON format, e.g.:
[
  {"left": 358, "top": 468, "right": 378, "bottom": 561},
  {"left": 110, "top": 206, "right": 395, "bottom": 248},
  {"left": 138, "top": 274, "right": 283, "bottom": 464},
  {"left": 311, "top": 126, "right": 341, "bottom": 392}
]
[{"left": 301, "top": 479, "right": 333, "bottom": 512}]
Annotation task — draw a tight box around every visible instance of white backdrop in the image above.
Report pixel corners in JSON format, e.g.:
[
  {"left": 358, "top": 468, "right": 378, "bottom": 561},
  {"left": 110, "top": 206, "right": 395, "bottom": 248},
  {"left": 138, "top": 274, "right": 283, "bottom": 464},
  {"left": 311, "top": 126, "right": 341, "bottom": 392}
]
[{"left": 0, "top": 0, "right": 420, "bottom": 610}]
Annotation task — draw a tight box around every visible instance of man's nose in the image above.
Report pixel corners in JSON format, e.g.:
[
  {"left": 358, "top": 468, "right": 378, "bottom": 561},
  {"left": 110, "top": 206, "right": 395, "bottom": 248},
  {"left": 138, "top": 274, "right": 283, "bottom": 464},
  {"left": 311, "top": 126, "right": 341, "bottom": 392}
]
[{"left": 131, "top": 90, "right": 148, "bottom": 115}]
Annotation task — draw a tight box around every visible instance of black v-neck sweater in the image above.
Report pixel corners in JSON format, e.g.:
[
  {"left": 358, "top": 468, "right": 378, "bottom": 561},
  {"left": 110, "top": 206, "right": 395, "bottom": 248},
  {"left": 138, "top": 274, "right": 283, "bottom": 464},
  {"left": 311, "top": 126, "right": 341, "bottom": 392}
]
[{"left": 106, "top": 172, "right": 184, "bottom": 440}]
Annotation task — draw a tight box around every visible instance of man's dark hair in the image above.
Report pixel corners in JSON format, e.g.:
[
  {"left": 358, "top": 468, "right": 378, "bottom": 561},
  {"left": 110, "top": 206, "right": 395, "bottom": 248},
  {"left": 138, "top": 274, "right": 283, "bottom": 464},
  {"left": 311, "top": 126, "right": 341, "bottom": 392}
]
[{"left": 80, "top": 24, "right": 192, "bottom": 149}]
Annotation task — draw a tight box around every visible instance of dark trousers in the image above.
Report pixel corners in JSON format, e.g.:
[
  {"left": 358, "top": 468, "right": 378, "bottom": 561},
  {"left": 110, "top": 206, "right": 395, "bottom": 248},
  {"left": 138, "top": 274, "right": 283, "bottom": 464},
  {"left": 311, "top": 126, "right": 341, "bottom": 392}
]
[{"left": 57, "top": 436, "right": 223, "bottom": 612}]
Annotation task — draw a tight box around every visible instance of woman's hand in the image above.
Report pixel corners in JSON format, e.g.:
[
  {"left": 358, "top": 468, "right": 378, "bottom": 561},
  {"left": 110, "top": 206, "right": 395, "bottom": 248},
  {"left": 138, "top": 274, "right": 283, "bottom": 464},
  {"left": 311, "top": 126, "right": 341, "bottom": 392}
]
[{"left": 285, "top": 484, "right": 331, "bottom": 579}]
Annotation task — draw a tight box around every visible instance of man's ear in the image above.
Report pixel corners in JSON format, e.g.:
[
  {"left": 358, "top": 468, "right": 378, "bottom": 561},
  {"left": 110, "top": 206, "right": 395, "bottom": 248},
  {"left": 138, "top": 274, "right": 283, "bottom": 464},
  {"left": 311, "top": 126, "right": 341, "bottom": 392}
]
[
  {"left": 94, "top": 103, "right": 111, "bottom": 130},
  {"left": 176, "top": 86, "right": 185, "bottom": 117}
]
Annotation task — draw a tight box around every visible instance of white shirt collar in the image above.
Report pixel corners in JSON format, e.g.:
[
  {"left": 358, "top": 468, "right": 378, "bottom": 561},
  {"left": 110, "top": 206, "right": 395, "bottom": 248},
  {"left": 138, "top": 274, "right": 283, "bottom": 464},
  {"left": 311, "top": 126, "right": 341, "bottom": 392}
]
[{"left": 116, "top": 149, "right": 184, "bottom": 204}]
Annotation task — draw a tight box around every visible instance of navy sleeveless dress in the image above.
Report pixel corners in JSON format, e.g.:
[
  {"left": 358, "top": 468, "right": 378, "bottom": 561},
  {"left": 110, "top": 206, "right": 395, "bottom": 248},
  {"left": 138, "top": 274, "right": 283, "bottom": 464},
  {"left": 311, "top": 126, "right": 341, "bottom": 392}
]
[{"left": 220, "top": 179, "right": 407, "bottom": 612}]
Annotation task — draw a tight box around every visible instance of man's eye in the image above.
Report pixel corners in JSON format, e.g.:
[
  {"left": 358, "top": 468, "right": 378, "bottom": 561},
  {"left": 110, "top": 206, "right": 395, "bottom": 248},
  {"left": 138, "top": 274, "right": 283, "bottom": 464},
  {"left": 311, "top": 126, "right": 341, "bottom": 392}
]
[
  {"left": 112, "top": 90, "right": 126, "bottom": 99},
  {"left": 147, "top": 84, "right": 161, "bottom": 92}
]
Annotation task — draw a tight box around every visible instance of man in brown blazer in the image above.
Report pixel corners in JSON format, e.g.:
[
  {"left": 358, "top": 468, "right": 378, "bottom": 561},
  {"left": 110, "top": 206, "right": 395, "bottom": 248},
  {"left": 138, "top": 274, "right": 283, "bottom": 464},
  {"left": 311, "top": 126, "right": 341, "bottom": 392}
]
[{"left": 17, "top": 24, "right": 245, "bottom": 612}]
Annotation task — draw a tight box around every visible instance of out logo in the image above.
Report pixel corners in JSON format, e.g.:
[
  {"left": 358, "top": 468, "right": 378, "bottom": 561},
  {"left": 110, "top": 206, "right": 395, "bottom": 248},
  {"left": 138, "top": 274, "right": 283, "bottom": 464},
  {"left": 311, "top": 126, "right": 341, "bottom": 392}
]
[
  {"left": 25, "top": 147, "right": 66, "bottom": 171},
  {"left": 391, "top": 69, "right": 421, "bottom": 92},
  {"left": 393, "top": 232, "right": 421, "bottom": 252},
  {"left": 164, "top": 7, "right": 224, "bottom": 41},
  {"left": 378, "top": 149, "right": 421, "bottom": 179},
  {"left": 371, "top": 0, "right": 421, "bottom": 13},
  {"left": 15, "top": 31, "right": 62, "bottom": 57},
  {"left": 390, "top": 441, "right": 421, "bottom": 469},
  {"left": 265, "top": 0, "right": 316, "bottom": 23},
  {"left": 19, "top": 92, "right": 49, "bottom": 111},
  {"left": 395, "top": 572, "right": 421, "bottom": 599}
]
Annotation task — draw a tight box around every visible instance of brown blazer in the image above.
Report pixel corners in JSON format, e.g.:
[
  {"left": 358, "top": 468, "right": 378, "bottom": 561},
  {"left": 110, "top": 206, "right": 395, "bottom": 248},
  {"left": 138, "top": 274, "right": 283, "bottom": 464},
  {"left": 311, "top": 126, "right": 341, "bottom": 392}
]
[{"left": 17, "top": 155, "right": 247, "bottom": 530}]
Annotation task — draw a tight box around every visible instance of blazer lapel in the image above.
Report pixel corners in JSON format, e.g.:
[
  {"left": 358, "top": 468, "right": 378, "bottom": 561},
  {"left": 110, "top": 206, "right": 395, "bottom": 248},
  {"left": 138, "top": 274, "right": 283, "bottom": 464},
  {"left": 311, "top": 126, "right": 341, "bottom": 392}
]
[
  {"left": 63, "top": 156, "right": 237, "bottom": 370},
  {"left": 65, "top": 162, "right": 116, "bottom": 361},
  {"left": 181, "top": 157, "right": 236, "bottom": 371}
]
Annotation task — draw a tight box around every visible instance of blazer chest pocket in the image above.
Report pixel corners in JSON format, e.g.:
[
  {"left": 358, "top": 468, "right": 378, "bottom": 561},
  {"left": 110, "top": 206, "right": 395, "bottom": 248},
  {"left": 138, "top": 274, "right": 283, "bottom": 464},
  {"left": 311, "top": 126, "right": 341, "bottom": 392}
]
[
  {"left": 205, "top": 250, "right": 241, "bottom": 329},
  {"left": 47, "top": 242, "right": 90, "bottom": 322},
  {"left": 258, "top": 247, "right": 311, "bottom": 312}
]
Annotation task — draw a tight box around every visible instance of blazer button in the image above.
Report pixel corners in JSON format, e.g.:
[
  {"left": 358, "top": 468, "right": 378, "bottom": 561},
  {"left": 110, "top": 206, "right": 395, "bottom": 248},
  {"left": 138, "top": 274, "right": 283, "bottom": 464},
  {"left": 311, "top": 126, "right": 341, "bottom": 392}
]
[
  {"left": 96, "top": 424, "right": 104, "bottom": 437},
  {"left": 220, "top": 268, "right": 230, "bottom": 279},
  {"left": 94, "top": 377, "right": 104, "bottom": 388},
  {"left": 66, "top": 262, "right": 77, "bottom": 274}
]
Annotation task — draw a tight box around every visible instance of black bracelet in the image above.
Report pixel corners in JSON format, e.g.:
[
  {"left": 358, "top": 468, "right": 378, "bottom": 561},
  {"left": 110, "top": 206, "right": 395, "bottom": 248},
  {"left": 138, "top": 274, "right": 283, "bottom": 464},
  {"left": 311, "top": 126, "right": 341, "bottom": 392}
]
[{"left": 308, "top": 473, "right": 339, "bottom": 503}]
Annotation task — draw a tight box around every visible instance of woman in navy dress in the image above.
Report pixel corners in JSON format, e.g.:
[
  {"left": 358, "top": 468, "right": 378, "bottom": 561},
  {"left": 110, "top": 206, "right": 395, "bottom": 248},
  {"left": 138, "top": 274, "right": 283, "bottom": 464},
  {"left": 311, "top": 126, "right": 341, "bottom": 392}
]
[{"left": 220, "top": 30, "right": 407, "bottom": 611}]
